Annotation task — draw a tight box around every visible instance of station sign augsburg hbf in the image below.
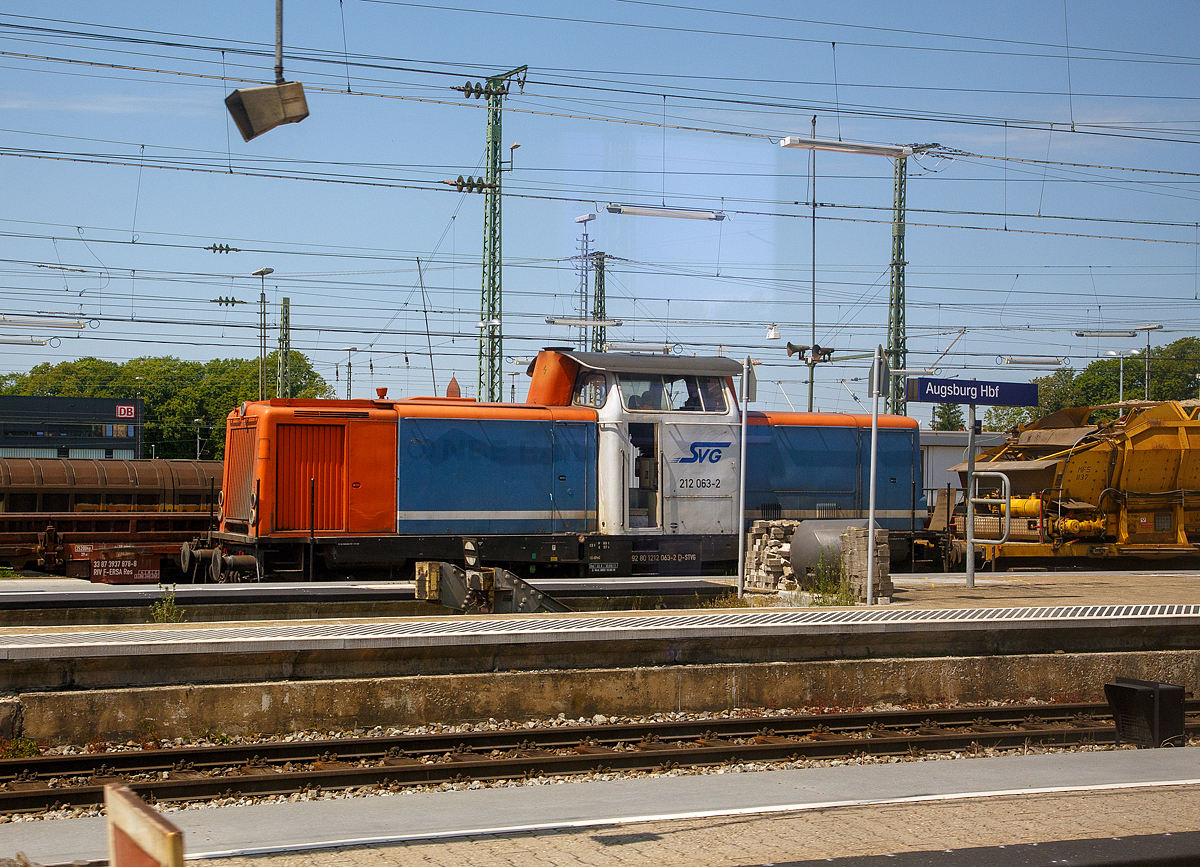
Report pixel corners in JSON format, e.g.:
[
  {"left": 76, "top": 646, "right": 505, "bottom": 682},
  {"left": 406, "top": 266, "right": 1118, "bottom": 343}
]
[{"left": 906, "top": 377, "right": 1038, "bottom": 407}]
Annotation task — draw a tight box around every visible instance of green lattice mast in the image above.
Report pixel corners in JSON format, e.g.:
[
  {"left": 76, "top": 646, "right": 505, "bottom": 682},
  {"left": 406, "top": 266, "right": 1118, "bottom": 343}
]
[
  {"left": 590, "top": 251, "right": 607, "bottom": 353},
  {"left": 886, "top": 156, "right": 907, "bottom": 415},
  {"left": 276, "top": 296, "right": 291, "bottom": 398},
  {"left": 455, "top": 66, "right": 526, "bottom": 402}
]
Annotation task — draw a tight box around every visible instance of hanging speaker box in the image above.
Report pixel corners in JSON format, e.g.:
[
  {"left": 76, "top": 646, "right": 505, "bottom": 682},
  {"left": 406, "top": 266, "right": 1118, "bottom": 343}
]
[{"left": 225, "top": 81, "right": 310, "bottom": 142}]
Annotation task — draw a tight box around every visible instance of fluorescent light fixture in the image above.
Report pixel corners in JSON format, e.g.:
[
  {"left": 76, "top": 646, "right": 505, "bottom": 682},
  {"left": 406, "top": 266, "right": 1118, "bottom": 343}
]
[
  {"left": 605, "top": 203, "right": 726, "bottom": 221},
  {"left": 1004, "top": 356, "right": 1065, "bottom": 365},
  {"left": 1074, "top": 324, "right": 1161, "bottom": 337},
  {"left": 0, "top": 336, "right": 48, "bottom": 345},
  {"left": 575, "top": 213, "right": 596, "bottom": 224},
  {"left": 546, "top": 317, "right": 622, "bottom": 328},
  {"left": 477, "top": 318, "right": 501, "bottom": 328},
  {"left": 766, "top": 324, "right": 781, "bottom": 340},
  {"left": 780, "top": 136, "right": 914, "bottom": 158},
  {"left": 605, "top": 342, "right": 673, "bottom": 354},
  {"left": 1105, "top": 348, "right": 1141, "bottom": 357},
  {"left": 252, "top": 267, "right": 274, "bottom": 277},
  {"left": 0, "top": 316, "right": 85, "bottom": 329}
]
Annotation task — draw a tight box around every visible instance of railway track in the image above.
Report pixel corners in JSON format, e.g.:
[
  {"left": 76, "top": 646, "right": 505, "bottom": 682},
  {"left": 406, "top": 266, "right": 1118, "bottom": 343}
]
[{"left": 3, "top": 702, "right": 1198, "bottom": 814}]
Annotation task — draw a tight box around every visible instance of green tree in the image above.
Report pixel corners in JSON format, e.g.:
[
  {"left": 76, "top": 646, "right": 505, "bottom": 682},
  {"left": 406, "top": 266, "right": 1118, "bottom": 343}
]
[
  {"left": 1144, "top": 337, "right": 1200, "bottom": 402},
  {"left": 983, "top": 404, "right": 1035, "bottom": 431},
  {"left": 1032, "top": 367, "right": 1078, "bottom": 414},
  {"left": 976, "top": 338, "right": 1200, "bottom": 430},
  {"left": 0, "top": 353, "right": 332, "bottom": 459},
  {"left": 931, "top": 402, "right": 965, "bottom": 431}
]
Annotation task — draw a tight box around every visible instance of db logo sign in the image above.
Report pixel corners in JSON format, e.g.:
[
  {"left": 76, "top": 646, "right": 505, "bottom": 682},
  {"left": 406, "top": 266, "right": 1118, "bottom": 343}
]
[{"left": 116, "top": 405, "right": 136, "bottom": 419}]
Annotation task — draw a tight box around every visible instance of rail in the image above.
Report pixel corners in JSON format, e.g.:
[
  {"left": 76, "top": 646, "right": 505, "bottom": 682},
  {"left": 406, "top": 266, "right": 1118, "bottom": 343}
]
[{"left": 0, "top": 700, "right": 1194, "bottom": 813}]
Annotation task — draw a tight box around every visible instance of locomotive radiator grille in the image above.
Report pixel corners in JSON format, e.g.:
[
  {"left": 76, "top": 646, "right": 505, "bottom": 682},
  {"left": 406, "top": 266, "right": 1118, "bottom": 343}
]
[{"left": 223, "top": 425, "right": 257, "bottom": 521}]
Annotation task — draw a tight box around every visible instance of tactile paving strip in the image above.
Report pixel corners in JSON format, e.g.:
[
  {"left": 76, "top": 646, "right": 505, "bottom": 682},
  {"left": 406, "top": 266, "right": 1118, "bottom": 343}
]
[{"left": 0, "top": 605, "right": 1198, "bottom": 659}]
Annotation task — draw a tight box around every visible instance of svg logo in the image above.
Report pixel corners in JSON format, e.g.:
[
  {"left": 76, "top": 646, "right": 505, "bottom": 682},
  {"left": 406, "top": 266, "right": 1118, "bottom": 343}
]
[{"left": 677, "top": 441, "right": 730, "bottom": 464}]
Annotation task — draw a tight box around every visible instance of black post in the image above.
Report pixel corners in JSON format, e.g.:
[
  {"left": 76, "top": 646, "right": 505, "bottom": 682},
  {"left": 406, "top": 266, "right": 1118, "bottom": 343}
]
[
  {"left": 308, "top": 477, "right": 316, "bottom": 582},
  {"left": 943, "top": 482, "right": 952, "bottom": 572}
]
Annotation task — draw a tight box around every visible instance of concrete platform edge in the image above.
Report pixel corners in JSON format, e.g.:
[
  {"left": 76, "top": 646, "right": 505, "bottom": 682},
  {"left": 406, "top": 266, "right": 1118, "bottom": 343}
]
[{"left": 14, "top": 649, "right": 1200, "bottom": 743}]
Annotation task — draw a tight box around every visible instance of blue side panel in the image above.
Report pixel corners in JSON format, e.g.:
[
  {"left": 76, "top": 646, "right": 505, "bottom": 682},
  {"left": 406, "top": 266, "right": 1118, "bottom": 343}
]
[
  {"left": 744, "top": 422, "right": 925, "bottom": 530},
  {"left": 857, "top": 427, "right": 922, "bottom": 531},
  {"left": 745, "top": 425, "right": 860, "bottom": 514},
  {"left": 396, "top": 417, "right": 598, "bottom": 535},
  {"left": 551, "top": 421, "right": 597, "bottom": 532}
]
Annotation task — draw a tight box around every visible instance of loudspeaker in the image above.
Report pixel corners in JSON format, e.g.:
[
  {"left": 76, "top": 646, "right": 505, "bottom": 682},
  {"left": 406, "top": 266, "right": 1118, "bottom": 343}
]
[
  {"left": 786, "top": 342, "right": 809, "bottom": 358},
  {"left": 225, "top": 81, "right": 309, "bottom": 142}
]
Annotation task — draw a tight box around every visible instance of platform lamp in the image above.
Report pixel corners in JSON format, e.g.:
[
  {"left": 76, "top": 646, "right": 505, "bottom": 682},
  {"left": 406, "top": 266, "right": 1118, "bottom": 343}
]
[{"left": 1105, "top": 349, "right": 1141, "bottom": 403}]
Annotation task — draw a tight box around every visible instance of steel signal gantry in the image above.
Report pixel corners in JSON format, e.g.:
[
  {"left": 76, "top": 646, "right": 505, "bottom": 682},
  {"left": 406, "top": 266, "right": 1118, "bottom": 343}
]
[{"left": 455, "top": 66, "right": 527, "bottom": 403}]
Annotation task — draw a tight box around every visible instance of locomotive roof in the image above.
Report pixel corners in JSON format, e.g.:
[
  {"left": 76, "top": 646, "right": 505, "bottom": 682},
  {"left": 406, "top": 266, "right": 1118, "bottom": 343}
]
[{"left": 539, "top": 350, "right": 743, "bottom": 378}]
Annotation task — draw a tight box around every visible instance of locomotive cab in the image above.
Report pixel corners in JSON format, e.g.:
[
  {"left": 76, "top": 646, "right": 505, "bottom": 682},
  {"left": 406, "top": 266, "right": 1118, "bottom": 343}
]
[{"left": 562, "top": 356, "right": 741, "bottom": 538}]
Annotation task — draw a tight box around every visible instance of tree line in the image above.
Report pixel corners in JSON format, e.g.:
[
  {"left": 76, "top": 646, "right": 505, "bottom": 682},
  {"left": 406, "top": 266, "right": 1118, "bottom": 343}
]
[
  {"left": 0, "top": 353, "right": 332, "bottom": 459},
  {"left": 930, "top": 337, "right": 1200, "bottom": 431}
]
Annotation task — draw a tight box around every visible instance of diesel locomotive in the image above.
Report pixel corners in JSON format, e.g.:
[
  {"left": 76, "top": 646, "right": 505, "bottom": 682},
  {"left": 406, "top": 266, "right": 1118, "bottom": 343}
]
[{"left": 188, "top": 349, "right": 925, "bottom": 581}]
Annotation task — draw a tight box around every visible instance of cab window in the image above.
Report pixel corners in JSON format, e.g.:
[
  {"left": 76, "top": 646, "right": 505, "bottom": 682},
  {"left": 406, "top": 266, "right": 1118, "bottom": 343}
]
[
  {"left": 572, "top": 372, "right": 609, "bottom": 408},
  {"left": 618, "top": 373, "right": 728, "bottom": 412},
  {"left": 619, "top": 375, "right": 665, "bottom": 411},
  {"left": 698, "top": 376, "right": 727, "bottom": 412},
  {"left": 664, "top": 375, "right": 702, "bottom": 411}
]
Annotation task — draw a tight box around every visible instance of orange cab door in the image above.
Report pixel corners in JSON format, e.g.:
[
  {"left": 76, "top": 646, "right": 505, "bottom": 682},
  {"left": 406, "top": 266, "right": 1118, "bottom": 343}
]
[{"left": 346, "top": 420, "right": 397, "bottom": 533}]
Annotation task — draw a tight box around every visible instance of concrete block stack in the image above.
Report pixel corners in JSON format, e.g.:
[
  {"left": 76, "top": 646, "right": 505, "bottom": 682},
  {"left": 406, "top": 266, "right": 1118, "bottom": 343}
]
[
  {"left": 743, "top": 519, "right": 801, "bottom": 591},
  {"left": 840, "top": 527, "right": 892, "bottom": 601}
]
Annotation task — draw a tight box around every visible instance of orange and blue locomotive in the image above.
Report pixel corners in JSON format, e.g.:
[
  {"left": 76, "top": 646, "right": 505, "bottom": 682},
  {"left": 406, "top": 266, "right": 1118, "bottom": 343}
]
[{"left": 191, "top": 349, "right": 923, "bottom": 581}]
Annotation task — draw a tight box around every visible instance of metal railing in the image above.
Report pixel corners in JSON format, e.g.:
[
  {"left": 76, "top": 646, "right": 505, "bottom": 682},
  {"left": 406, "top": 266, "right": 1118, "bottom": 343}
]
[{"left": 969, "top": 471, "right": 1012, "bottom": 544}]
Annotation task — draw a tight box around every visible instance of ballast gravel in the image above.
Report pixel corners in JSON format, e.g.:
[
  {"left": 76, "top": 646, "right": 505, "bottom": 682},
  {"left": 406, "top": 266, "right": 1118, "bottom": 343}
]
[{"left": 5, "top": 700, "right": 1196, "bottom": 825}]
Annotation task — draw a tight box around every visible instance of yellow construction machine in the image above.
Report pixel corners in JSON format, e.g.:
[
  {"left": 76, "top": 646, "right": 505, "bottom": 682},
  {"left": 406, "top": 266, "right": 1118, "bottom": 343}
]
[{"left": 946, "top": 401, "right": 1200, "bottom": 568}]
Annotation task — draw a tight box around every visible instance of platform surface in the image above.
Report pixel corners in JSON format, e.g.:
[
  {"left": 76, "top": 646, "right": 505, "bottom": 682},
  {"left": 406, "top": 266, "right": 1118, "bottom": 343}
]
[
  {"left": 1, "top": 568, "right": 1198, "bottom": 610},
  {"left": 0, "top": 602, "right": 1196, "bottom": 660},
  {"left": 3, "top": 746, "right": 1197, "bottom": 865}
]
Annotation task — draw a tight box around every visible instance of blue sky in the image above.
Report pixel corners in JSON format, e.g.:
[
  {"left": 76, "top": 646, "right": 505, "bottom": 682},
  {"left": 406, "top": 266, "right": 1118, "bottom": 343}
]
[{"left": 2, "top": 1, "right": 1198, "bottom": 423}]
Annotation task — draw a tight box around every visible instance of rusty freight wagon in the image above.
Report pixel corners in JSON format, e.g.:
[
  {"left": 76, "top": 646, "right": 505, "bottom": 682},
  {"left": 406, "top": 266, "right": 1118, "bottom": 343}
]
[{"left": 0, "top": 458, "right": 221, "bottom": 582}]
